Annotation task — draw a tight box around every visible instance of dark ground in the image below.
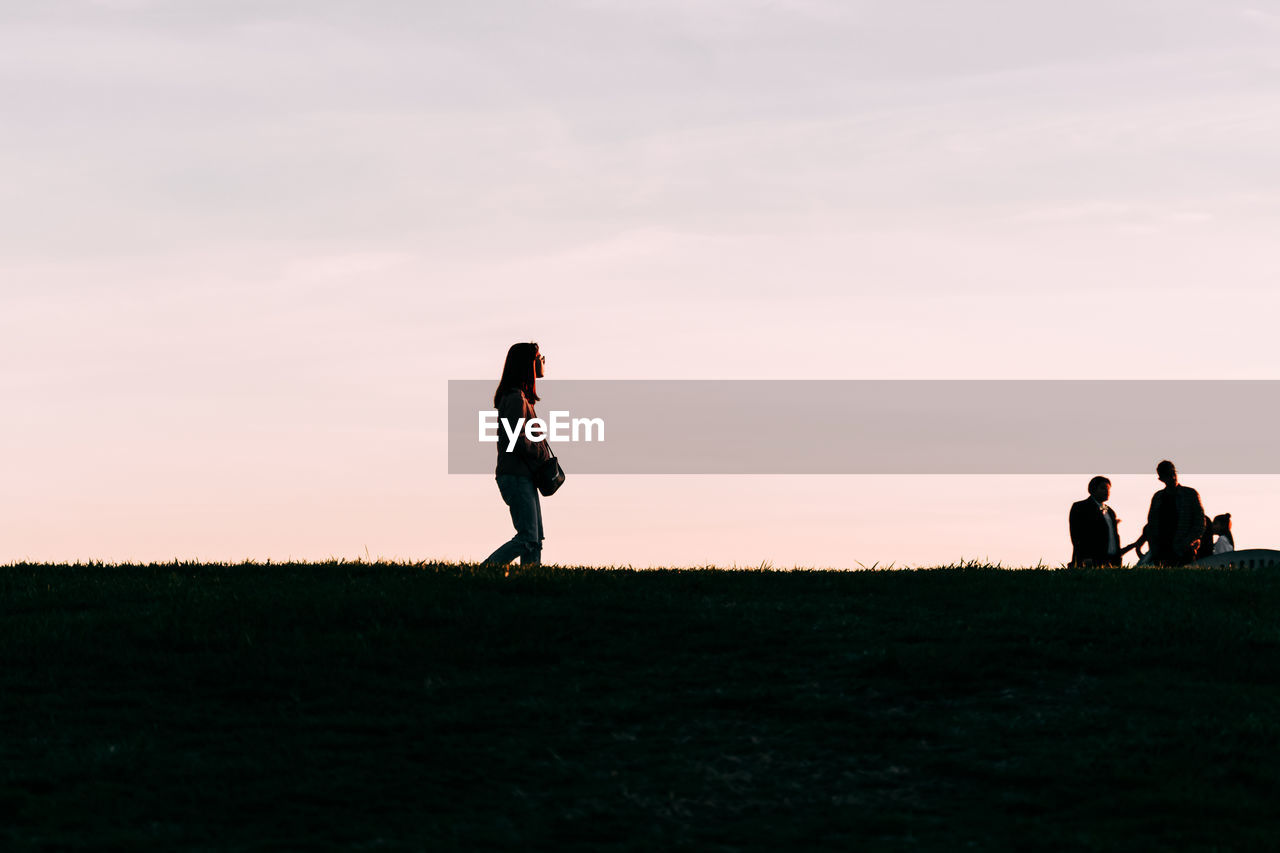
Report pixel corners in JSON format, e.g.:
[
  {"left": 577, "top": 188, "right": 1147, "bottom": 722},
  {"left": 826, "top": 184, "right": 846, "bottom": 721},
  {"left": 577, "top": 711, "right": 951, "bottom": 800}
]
[{"left": 3, "top": 561, "right": 1280, "bottom": 851}]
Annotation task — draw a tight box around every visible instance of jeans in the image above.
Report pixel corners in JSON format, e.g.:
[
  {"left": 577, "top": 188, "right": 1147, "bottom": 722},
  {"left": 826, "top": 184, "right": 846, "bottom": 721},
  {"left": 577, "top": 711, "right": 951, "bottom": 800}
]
[{"left": 484, "top": 474, "right": 544, "bottom": 565}]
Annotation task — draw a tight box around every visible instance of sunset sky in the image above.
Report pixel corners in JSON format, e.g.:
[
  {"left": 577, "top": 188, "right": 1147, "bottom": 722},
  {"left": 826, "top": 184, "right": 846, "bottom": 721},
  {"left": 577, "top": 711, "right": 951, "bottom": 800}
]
[{"left": 5, "top": 0, "right": 1280, "bottom": 566}]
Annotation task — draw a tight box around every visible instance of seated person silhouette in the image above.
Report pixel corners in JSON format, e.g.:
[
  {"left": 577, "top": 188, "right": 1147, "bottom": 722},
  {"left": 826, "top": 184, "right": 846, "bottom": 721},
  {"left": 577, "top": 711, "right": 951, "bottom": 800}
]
[{"left": 1213, "top": 513, "right": 1235, "bottom": 554}]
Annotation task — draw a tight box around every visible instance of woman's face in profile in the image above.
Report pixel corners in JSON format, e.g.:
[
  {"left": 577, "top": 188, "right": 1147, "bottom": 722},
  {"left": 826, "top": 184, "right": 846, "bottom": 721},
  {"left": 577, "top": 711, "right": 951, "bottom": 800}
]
[{"left": 534, "top": 351, "right": 545, "bottom": 379}]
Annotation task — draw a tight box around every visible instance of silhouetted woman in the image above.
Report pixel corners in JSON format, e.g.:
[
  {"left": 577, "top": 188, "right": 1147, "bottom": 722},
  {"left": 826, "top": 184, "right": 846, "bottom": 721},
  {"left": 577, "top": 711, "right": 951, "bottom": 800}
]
[
  {"left": 1213, "top": 513, "right": 1235, "bottom": 554},
  {"left": 484, "top": 342, "right": 551, "bottom": 568}
]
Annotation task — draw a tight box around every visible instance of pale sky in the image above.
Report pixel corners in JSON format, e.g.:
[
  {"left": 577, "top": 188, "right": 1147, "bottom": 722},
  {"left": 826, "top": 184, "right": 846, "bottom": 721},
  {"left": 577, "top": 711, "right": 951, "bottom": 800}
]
[{"left": 5, "top": 0, "right": 1280, "bottom": 566}]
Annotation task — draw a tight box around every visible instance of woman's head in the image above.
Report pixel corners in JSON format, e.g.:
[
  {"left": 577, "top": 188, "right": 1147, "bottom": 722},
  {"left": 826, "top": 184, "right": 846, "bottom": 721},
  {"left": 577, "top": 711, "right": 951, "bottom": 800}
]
[
  {"left": 494, "top": 341, "right": 543, "bottom": 407},
  {"left": 1213, "top": 513, "right": 1232, "bottom": 537}
]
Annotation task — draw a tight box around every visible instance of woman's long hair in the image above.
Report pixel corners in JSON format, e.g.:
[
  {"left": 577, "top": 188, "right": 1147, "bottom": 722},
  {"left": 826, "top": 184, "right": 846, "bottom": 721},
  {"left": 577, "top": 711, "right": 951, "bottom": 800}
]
[{"left": 494, "top": 341, "right": 540, "bottom": 407}]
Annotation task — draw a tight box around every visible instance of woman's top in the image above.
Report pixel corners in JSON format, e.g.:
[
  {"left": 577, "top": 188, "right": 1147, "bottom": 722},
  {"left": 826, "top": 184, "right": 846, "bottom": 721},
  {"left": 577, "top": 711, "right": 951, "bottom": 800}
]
[
  {"left": 494, "top": 389, "right": 552, "bottom": 477},
  {"left": 1214, "top": 536, "right": 1235, "bottom": 555}
]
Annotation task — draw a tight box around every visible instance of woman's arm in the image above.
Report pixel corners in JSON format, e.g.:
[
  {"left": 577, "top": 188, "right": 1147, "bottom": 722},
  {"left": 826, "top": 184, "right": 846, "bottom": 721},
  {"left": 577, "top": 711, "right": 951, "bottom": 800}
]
[{"left": 497, "top": 391, "right": 551, "bottom": 469}]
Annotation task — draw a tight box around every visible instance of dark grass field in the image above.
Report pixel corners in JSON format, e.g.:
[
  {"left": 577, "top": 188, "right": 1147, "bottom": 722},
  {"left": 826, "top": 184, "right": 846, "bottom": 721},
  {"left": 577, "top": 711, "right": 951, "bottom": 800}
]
[{"left": 4, "top": 561, "right": 1280, "bottom": 851}]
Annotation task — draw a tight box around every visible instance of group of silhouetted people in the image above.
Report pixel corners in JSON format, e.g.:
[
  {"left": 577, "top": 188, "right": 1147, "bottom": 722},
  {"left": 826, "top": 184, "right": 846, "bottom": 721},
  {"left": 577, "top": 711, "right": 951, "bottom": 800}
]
[
  {"left": 1069, "top": 460, "right": 1235, "bottom": 568},
  {"left": 480, "top": 342, "right": 1245, "bottom": 572}
]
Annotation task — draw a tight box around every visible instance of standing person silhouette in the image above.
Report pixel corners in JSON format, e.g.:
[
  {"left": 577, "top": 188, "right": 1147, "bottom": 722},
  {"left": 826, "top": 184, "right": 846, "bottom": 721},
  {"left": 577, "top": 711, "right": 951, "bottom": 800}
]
[
  {"left": 1069, "top": 476, "right": 1127, "bottom": 567},
  {"left": 1134, "top": 460, "right": 1206, "bottom": 566},
  {"left": 484, "top": 342, "right": 551, "bottom": 569}
]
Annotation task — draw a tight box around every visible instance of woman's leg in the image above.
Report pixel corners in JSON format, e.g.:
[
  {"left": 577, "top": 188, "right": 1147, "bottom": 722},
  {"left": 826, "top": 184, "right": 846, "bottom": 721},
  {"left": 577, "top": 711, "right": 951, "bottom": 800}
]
[{"left": 484, "top": 475, "right": 542, "bottom": 565}]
